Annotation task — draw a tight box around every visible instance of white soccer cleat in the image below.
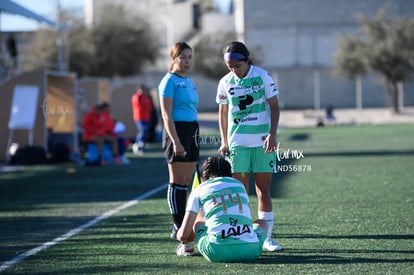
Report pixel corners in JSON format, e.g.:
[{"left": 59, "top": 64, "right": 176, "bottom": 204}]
[
  {"left": 132, "top": 143, "right": 139, "bottom": 154},
  {"left": 176, "top": 242, "right": 195, "bottom": 256},
  {"left": 132, "top": 143, "right": 144, "bottom": 156},
  {"left": 263, "top": 238, "right": 282, "bottom": 251}
]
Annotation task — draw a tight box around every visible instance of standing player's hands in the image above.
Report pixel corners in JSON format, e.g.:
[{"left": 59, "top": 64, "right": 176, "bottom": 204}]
[
  {"left": 218, "top": 144, "right": 229, "bottom": 156},
  {"left": 174, "top": 143, "right": 186, "bottom": 157},
  {"left": 263, "top": 133, "right": 277, "bottom": 153}
]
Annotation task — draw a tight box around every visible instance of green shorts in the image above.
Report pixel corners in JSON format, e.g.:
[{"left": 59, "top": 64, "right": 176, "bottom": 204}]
[
  {"left": 195, "top": 224, "right": 266, "bottom": 263},
  {"left": 226, "top": 146, "right": 277, "bottom": 173}
]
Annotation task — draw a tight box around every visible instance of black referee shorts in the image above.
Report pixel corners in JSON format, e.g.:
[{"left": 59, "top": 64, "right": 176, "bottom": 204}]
[{"left": 162, "top": 121, "right": 200, "bottom": 163}]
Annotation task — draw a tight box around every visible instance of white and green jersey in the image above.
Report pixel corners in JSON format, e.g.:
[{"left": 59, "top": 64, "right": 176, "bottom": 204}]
[
  {"left": 216, "top": 65, "right": 279, "bottom": 148},
  {"left": 187, "top": 177, "right": 258, "bottom": 245}
]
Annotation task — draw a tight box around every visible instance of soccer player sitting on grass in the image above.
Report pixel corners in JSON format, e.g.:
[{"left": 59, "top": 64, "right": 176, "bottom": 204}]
[{"left": 176, "top": 156, "right": 268, "bottom": 262}]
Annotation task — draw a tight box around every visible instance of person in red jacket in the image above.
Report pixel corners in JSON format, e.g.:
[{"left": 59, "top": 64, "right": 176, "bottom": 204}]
[
  {"left": 82, "top": 103, "right": 120, "bottom": 164},
  {"left": 131, "top": 84, "right": 154, "bottom": 155}
]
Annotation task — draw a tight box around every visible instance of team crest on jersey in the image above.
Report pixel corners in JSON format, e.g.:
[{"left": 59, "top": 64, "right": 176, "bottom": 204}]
[
  {"left": 176, "top": 81, "right": 187, "bottom": 88},
  {"left": 252, "top": 82, "right": 261, "bottom": 93}
]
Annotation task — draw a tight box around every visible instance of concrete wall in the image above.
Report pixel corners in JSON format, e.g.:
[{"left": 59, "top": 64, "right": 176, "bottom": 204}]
[
  {"left": 238, "top": 0, "right": 414, "bottom": 69},
  {"left": 231, "top": 0, "right": 414, "bottom": 108},
  {"left": 201, "top": 12, "right": 235, "bottom": 34},
  {"left": 273, "top": 68, "right": 398, "bottom": 109}
]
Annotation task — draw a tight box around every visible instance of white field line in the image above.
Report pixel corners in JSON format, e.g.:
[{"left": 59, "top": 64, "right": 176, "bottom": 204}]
[{"left": 0, "top": 184, "right": 168, "bottom": 272}]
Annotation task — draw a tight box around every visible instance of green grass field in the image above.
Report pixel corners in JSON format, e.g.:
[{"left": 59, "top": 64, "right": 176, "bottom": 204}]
[{"left": 1, "top": 124, "right": 413, "bottom": 274}]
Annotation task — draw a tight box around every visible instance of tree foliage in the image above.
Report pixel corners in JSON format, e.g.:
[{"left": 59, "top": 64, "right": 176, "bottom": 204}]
[
  {"left": 193, "top": 32, "right": 236, "bottom": 79},
  {"left": 25, "top": 29, "right": 59, "bottom": 70},
  {"left": 26, "top": 5, "right": 159, "bottom": 77},
  {"left": 334, "top": 37, "right": 368, "bottom": 79},
  {"left": 333, "top": 8, "right": 414, "bottom": 112}
]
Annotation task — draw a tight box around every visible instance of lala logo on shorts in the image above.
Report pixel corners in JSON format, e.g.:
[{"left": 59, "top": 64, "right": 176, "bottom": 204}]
[{"left": 221, "top": 219, "right": 251, "bottom": 239}]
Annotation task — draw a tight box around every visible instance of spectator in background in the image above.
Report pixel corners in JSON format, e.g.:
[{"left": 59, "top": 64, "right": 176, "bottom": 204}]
[
  {"left": 113, "top": 119, "right": 130, "bottom": 164},
  {"left": 325, "top": 105, "right": 336, "bottom": 125},
  {"left": 82, "top": 103, "right": 121, "bottom": 165},
  {"left": 131, "top": 84, "right": 154, "bottom": 155},
  {"left": 7, "top": 33, "right": 18, "bottom": 70},
  {"left": 100, "top": 102, "right": 122, "bottom": 164},
  {"left": 148, "top": 94, "right": 159, "bottom": 143}
]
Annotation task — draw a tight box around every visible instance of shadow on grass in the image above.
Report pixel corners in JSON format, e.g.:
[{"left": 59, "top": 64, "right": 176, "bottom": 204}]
[
  {"left": 0, "top": 156, "right": 169, "bottom": 204},
  {"left": 252, "top": 233, "right": 414, "bottom": 265},
  {"left": 257, "top": 251, "right": 414, "bottom": 264},
  {"left": 0, "top": 212, "right": 173, "bottom": 263},
  {"left": 279, "top": 233, "right": 414, "bottom": 240},
  {"left": 0, "top": 216, "right": 94, "bottom": 262},
  {"left": 18, "top": 263, "right": 204, "bottom": 275},
  {"left": 288, "top": 133, "right": 310, "bottom": 141}
]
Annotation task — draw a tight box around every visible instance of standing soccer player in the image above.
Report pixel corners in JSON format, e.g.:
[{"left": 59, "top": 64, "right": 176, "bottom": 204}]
[{"left": 216, "top": 41, "right": 282, "bottom": 251}]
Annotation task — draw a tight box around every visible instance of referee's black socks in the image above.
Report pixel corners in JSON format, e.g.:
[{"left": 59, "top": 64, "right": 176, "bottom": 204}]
[{"left": 167, "top": 183, "right": 188, "bottom": 231}]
